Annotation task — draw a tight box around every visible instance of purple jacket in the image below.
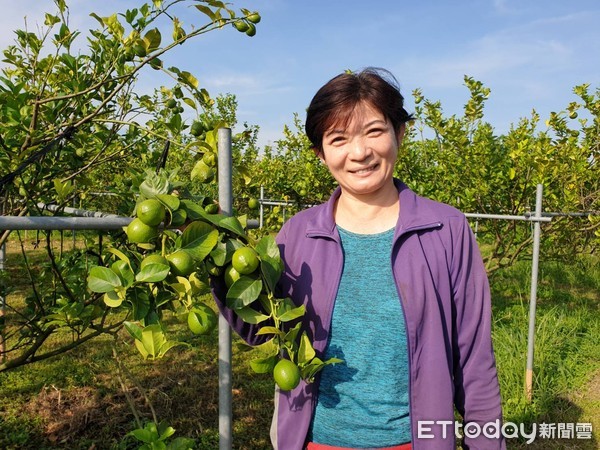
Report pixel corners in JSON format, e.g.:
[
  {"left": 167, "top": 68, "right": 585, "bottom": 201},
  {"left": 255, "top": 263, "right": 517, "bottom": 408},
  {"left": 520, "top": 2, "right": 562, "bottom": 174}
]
[{"left": 214, "top": 180, "right": 505, "bottom": 450}]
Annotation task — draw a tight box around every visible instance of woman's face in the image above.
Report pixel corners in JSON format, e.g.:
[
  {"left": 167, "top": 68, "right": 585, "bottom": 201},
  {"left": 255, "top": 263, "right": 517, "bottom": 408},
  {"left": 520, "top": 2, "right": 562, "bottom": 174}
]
[{"left": 318, "top": 101, "right": 404, "bottom": 199}]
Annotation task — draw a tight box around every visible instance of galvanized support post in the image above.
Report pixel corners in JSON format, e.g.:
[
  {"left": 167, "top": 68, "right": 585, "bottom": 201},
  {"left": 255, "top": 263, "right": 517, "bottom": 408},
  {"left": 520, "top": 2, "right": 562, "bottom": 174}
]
[
  {"left": 525, "top": 184, "right": 543, "bottom": 401},
  {"left": 0, "top": 240, "right": 5, "bottom": 363},
  {"left": 259, "top": 186, "right": 264, "bottom": 229},
  {"left": 217, "top": 128, "right": 233, "bottom": 450}
]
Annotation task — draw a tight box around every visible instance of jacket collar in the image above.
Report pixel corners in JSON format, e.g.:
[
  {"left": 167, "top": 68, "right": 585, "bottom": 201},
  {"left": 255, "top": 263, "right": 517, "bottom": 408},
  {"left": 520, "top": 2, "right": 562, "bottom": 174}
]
[{"left": 305, "top": 178, "right": 442, "bottom": 238}]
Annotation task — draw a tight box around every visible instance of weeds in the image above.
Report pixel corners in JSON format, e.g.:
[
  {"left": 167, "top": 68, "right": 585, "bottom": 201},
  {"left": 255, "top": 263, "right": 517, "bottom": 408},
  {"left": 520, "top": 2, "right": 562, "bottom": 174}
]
[{"left": 0, "top": 241, "right": 598, "bottom": 449}]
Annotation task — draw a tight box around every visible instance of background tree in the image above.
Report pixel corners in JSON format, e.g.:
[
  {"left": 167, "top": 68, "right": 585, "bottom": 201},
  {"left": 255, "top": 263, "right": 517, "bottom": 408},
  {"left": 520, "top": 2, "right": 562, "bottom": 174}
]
[
  {"left": 398, "top": 77, "right": 599, "bottom": 271},
  {"left": 0, "top": 0, "right": 261, "bottom": 371}
]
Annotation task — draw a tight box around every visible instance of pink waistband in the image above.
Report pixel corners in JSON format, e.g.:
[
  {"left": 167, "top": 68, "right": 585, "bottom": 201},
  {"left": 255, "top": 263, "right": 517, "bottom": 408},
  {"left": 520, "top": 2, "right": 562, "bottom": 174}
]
[{"left": 307, "top": 442, "right": 412, "bottom": 450}]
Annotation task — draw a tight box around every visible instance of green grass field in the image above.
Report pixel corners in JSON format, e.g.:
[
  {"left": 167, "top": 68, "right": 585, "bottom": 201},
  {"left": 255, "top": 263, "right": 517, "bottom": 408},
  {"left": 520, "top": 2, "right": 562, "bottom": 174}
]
[{"left": 0, "top": 236, "right": 598, "bottom": 449}]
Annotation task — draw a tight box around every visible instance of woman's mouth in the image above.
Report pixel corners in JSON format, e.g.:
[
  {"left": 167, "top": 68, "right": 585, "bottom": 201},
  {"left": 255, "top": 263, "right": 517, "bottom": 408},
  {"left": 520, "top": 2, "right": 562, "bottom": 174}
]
[{"left": 350, "top": 164, "right": 378, "bottom": 174}]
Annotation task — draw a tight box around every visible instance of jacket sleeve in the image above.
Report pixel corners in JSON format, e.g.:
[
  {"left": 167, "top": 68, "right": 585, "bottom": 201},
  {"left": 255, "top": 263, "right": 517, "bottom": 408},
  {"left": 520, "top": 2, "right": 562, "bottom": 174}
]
[{"left": 449, "top": 216, "right": 506, "bottom": 450}]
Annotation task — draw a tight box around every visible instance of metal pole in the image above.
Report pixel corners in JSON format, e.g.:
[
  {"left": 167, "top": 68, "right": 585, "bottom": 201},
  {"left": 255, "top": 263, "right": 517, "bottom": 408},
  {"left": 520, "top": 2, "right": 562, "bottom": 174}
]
[
  {"left": 0, "top": 240, "right": 5, "bottom": 363},
  {"left": 0, "top": 195, "right": 5, "bottom": 362},
  {"left": 259, "top": 186, "right": 264, "bottom": 229},
  {"left": 525, "top": 184, "right": 544, "bottom": 401},
  {"left": 217, "top": 128, "right": 233, "bottom": 450},
  {"left": 0, "top": 216, "right": 131, "bottom": 230}
]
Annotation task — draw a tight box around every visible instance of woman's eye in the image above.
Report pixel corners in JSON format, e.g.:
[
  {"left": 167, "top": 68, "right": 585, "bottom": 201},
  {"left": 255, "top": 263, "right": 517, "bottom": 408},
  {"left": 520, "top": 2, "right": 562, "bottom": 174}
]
[{"left": 368, "top": 128, "right": 383, "bottom": 136}]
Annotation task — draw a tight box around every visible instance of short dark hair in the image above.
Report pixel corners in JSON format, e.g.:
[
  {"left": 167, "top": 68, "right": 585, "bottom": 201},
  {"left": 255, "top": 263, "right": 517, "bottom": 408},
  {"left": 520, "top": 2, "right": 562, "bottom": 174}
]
[{"left": 305, "top": 67, "right": 413, "bottom": 152}]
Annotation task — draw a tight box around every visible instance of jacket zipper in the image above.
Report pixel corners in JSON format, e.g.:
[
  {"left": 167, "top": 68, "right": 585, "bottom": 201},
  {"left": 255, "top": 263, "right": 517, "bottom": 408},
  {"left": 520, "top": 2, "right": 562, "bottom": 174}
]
[{"left": 392, "top": 221, "right": 442, "bottom": 448}]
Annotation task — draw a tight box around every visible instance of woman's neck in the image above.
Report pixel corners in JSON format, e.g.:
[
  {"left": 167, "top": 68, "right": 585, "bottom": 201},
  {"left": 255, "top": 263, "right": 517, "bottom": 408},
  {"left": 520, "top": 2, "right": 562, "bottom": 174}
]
[{"left": 334, "top": 185, "right": 400, "bottom": 234}]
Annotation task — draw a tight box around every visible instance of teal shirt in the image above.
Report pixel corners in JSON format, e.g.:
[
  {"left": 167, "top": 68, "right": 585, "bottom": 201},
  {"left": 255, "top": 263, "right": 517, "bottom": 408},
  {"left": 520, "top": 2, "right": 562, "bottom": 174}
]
[{"left": 311, "top": 227, "right": 411, "bottom": 447}]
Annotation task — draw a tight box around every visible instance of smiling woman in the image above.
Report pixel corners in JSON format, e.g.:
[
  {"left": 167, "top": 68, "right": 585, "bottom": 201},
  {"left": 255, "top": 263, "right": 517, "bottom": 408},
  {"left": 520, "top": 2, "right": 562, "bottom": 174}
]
[{"left": 213, "top": 67, "right": 506, "bottom": 450}]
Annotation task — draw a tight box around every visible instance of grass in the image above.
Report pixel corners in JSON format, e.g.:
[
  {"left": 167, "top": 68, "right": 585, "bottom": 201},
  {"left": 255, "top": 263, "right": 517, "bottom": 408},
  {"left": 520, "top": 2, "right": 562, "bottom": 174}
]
[
  {"left": 489, "top": 255, "right": 600, "bottom": 449},
  {"left": 1, "top": 235, "right": 599, "bottom": 449}
]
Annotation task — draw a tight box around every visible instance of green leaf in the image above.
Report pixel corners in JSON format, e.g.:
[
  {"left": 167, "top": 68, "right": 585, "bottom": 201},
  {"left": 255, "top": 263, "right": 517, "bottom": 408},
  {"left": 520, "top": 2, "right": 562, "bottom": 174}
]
[
  {"left": 167, "top": 437, "right": 197, "bottom": 450},
  {"left": 106, "top": 247, "right": 131, "bottom": 265},
  {"left": 182, "top": 97, "right": 196, "bottom": 109},
  {"left": 278, "top": 304, "right": 305, "bottom": 323},
  {"left": 103, "top": 14, "right": 124, "bottom": 39},
  {"left": 135, "top": 263, "right": 170, "bottom": 283},
  {"left": 156, "top": 193, "right": 180, "bottom": 211},
  {"left": 256, "top": 235, "right": 283, "bottom": 292},
  {"left": 139, "top": 171, "right": 171, "bottom": 197},
  {"left": 104, "top": 291, "right": 123, "bottom": 308},
  {"left": 179, "top": 199, "right": 207, "bottom": 221},
  {"left": 180, "top": 221, "right": 219, "bottom": 261},
  {"left": 157, "top": 421, "right": 176, "bottom": 441},
  {"left": 111, "top": 260, "right": 135, "bottom": 287},
  {"left": 255, "top": 326, "right": 284, "bottom": 337},
  {"left": 249, "top": 354, "right": 277, "bottom": 374},
  {"left": 194, "top": 5, "right": 217, "bottom": 22},
  {"left": 89, "top": 12, "right": 104, "bottom": 26},
  {"left": 256, "top": 235, "right": 280, "bottom": 260},
  {"left": 235, "top": 306, "right": 270, "bottom": 324},
  {"left": 44, "top": 13, "right": 61, "bottom": 26},
  {"left": 297, "top": 332, "right": 316, "bottom": 365},
  {"left": 284, "top": 322, "right": 302, "bottom": 345},
  {"left": 140, "top": 324, "right": 166, "bottom": 358},
  {"left": 130, "top": 287, "right": 152, "bottom": 320},
  {"left": 134, "top": 339, "right": 150, "bottom": 359},
  {"left": 124, "top": 321, "right": 143, "bottom": 341},
  {"left": 144, "top": 27, "right": 162, "bottom": 51},
  {"left": 130, "top": 427, "right": 155, "bottom": 443},
  {"left": 210, "top": 238, "right": 244, "bottom": 266},
  {"left": 178, "top": 70, "right": 199, "bottom": 90},
  {"left": 217, "top": 216, "right": 246, "bottom": 237},
  {"left": 158, "top": 340, "right": 188, "bottom": 358},
  {"left": 260, "top": 255, "right": 283, "bottom": 293},
  {"left": 226, "top": 276, "right": 262, "bottom": 309},
  {"left": 301, "top": 356, "right": 344, "bottom": 382},
  {"left": 88, "top": 266, "right": 122, "bottom": 293},
  {"left": 53, "top": 178, "right": 74, "bottom": 201}
]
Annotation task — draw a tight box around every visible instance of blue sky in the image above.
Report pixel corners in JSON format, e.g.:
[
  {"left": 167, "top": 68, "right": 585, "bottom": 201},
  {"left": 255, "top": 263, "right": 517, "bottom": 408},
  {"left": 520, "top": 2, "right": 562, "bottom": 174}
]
[{"left": 2, "top": 1, "right": 599, "bottom": 148}]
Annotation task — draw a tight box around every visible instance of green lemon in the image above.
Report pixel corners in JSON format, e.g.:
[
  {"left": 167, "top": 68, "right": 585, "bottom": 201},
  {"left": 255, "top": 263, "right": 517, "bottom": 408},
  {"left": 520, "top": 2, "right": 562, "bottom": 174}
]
[
  {"left": 273, "top": 359, "right": 301, "bottom": 391},
  {"left": 167, "top": 250, "right": 195, "bottom": 277},
  {"left": 247, "top": 198, "right": 259, "bottom": 210},
  {"left": 140, "top": 253, "right": 169, "bottom": 269},
  {"left": 126, "top": 218, "right": 159, "bottom": 244},
  {"left": 136, "top": 199, "right": 166, "bottom": 226},
  {"left": 190, "top": 120, "right": 204, "bottom": 137},
  {"left": 233, "top": 20, "right": 249, "bottom": 32},
  {"left": 245, "top": 22, "right": 256, "bottom": 37},
  {"left": 231, "top": 247, "right": 259, "bottom": 275},
  {"left": 224, "top": 265, "right": 241, "bottom": 288},
  {"left": 188, "top": 304, "right": 218, "bottom": 335},
  {"left": 204, "top": 202, "right": 219, "bottom": 214},
  {"left": 247, "top": 12, "right": 261, "bottom": 24},
  {"left": 133, "top": 41, "right": 147, "bottom": 58}
]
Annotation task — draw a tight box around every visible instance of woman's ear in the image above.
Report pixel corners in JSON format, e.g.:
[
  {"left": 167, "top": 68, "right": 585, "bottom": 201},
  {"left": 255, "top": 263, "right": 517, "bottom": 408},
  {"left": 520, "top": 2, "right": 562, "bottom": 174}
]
[
  {"left": 313, "top": 147, "right": 326, "bottom": 164},
  {"left": 396, "top": 123, "right": 406, "bottom": 146}
]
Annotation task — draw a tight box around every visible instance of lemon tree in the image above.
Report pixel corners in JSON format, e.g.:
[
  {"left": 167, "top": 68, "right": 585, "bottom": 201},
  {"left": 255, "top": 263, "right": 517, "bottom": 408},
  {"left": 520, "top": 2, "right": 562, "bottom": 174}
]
[{"left": 86, "top": 166, "right": 341, "bottom": 390}]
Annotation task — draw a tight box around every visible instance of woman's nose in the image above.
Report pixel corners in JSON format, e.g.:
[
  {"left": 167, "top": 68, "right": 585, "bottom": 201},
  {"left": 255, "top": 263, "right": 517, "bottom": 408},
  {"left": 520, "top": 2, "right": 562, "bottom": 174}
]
[{"left": 349, "top": 138, "right": 371, "bottom": 160}]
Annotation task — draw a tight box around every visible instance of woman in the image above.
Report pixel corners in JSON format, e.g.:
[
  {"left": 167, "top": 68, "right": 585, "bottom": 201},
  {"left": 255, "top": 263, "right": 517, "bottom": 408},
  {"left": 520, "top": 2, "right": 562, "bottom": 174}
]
[{"left": 214, "top": 67, "right": 505, "bottom": 450}]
